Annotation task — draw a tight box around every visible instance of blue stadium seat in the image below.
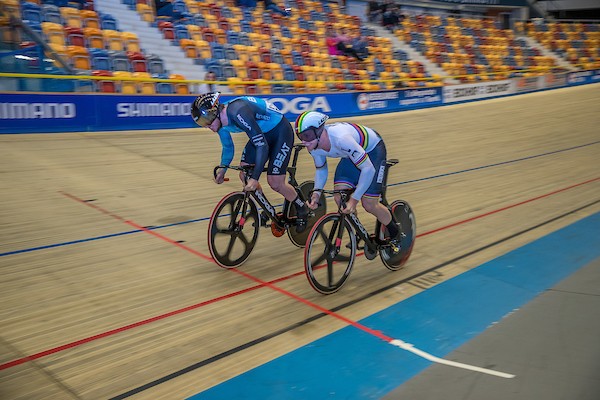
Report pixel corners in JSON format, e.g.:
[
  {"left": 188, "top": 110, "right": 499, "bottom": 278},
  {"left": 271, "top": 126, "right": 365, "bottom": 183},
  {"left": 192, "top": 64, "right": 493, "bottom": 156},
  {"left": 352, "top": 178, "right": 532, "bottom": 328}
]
[
  {"left": 22, "top": 2, "right": 42, "bottom": 24},
  {"left": 89, "top": 48, "right": 111, "bottom": 70}
]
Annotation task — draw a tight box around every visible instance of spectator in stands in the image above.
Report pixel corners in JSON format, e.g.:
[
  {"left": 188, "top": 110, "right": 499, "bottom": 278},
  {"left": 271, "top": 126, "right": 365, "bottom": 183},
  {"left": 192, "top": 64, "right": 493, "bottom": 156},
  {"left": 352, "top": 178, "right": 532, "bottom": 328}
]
[
  {"left": 203, "top": 70, "right": 217, "bottom": 93},
  {"left": 237, "top": 0, "right": 291, "bottom": 16},
  {"left": 263, "top": 0, "right": 291, "bottom": 16},
  {"left": 351, "top": 35, "right": 370, "bottom": 60},
  {"left": 367, "top": 0, "right": 382, "bottom": 23},
  {"left": 325, "top": 31, "right": 341, "bottom": 56},
  {"left": 335, "top": 29, "right": 365, "bottom": 61},
  {"left": 154, "top": 0, "right": 183, "bottom": 21},
  {"left": 382, "top": 4, "right": 403, "bottom": 32}
]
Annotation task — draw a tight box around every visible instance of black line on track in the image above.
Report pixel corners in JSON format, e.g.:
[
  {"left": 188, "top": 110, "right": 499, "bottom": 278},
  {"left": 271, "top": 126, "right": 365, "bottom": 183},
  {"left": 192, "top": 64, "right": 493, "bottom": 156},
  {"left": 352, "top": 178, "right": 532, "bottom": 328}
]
[{"left": 110, "top": 198, "right": 600, "bottom": 399}]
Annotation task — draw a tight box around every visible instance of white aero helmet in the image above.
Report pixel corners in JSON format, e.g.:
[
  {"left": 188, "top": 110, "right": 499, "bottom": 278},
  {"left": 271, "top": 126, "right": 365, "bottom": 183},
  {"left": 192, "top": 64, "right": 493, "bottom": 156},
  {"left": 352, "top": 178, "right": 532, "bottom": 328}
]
[{"left": 294, "top": 111, "right": 329, "bottom": 142}]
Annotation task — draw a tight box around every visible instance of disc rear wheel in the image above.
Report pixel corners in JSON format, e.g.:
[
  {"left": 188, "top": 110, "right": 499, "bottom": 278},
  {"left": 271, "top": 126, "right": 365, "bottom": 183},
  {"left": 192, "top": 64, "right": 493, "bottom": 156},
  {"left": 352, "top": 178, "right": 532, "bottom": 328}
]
[
  {"left": 380, "top": 200, "right": 416, "bottom": 271},
  {"left": 287, "top": 180, "right": 327, "bottom": 248}
]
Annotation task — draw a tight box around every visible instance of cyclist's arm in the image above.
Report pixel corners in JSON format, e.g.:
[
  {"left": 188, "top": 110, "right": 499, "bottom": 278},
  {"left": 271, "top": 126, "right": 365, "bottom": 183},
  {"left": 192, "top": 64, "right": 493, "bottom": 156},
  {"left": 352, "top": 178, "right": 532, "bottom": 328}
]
[
  {"left": 344, "top": 140, "right": 375, "bottom": 201},
  {"left": 227, "top": 100, "right": 269, "bottom": 181},
  {"left": 312, "top": 154, "right": 328, "bottom": 191},
  {"left": 217, "top": 128, "right": 235, "bottom": 167}
]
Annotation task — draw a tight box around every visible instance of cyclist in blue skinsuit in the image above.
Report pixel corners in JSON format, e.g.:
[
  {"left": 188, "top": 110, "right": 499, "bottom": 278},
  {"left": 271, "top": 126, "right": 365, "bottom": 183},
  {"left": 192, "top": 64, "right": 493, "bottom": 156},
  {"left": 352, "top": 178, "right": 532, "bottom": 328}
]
[{"left": 191, "top": 92, "right": 309, "bottom": 232}]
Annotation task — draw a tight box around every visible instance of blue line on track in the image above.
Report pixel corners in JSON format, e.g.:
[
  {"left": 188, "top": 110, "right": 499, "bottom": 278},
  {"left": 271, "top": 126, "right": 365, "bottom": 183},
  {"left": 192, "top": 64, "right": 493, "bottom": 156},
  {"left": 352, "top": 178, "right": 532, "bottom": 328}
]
[
  {"left": 189, "top": 212, "right": 600, "bottom": 400},
  {"left": 2, "top": 141, "right": 598, "bottom": 258}
]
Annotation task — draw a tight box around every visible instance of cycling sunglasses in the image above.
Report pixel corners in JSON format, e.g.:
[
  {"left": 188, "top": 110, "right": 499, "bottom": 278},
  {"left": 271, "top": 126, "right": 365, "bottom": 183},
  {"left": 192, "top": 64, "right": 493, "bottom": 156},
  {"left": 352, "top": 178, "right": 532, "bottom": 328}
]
[{"left": 298, "top": 127, "right": 318, "bottom": 142}]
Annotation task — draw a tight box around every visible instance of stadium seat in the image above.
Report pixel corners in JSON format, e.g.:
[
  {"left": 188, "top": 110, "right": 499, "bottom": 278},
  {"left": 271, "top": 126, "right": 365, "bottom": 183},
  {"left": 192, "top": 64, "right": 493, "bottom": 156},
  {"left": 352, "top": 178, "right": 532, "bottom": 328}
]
[
  {"left": 127, "top": 51, "right": 147, "bottom": 72},
  {"left": 21, "top": 2, "right": 43, "bottom": 24},
  {"left": 41, "top": 4, "right": 63, "bottom": 24},
  {"left": 133, "top": 72, "right": 155, "bottom": 94},
  {"left": 92, "top": 69, "right": 115, "bottom": 93},
  {"left": 81, "top": 10, "right": 99, "bottom": 29},
  {"left": 136, "top": 4, "right": 154, "bottom": 23},
  {"left": 41, "top": 22, "right": 65, "bottom": 47},
  {"left": 108, "top": 50, "right": 130, "bottom": 71},
  {"left": 83, "top": 27, "right": 104, "bottom": 49},
  {"left": 122, "top": 32, "right": 141, "bottom": 52},
  {"left": 100, "top": 13, "right": 118, "bottom": 30},
  {"left": 60, "top": 6, "right": 82, "bottom": 28},
  {"left": 89, "top": 48, "right": 111, "bottom": 70},
  {"left": 103, "top": 30, "right": 124, "bottom": 51},
  {"left": 66, "top": 45, "right": 90, "bottom": 70},
  {"left": 147, "top": 54, "right": 166, "bottom": 74},
  {"left": 113, "top": 71, "right": 136, "bottom": 93},
  {"left": 169, "top": 73, "right": 188, "bottom": 94},
  {"left": 158, "top": 21, "right": 175, "bottom": 40},
  {"left": 65, "top": 26, "right": 85, "bottom": 47}
]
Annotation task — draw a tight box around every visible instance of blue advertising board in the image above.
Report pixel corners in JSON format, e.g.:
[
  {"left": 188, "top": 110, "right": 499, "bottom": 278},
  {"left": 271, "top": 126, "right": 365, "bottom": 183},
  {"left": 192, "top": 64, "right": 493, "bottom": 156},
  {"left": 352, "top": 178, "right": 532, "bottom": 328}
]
[{"left": 0, "top": 88, "right": 443, "bottom": 134}]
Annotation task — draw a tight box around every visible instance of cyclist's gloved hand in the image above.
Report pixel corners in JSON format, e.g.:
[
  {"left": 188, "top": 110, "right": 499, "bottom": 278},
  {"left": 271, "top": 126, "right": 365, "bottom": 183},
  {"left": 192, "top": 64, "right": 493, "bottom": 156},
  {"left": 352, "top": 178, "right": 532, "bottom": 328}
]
[
  {"left": 342, "top": 197, "right": 359, "bottom": 214},
  {"left": 244, "top": 178, "right": 259, "bottom": 192},
  {"left": 307, "top": 191, "right": 321, "bottom": 210},
  {"left": 214, "top": 168, "right": 227, "bottom": 184}
]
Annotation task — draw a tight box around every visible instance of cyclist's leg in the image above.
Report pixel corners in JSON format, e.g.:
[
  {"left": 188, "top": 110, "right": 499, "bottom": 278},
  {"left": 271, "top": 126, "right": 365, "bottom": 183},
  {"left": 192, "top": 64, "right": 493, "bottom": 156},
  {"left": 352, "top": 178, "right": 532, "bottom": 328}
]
[
  {"left": 265, "top": 121, "right": 310, "bottom": 231},
  {"left": 240, "top": 141, "right": 264, "bottom": 191},
  {"left": 360, "top": 142, "right": 399, "bottom": 240},
  {"left": 264, "top": 121, "right": 297, "bottom": 202}
]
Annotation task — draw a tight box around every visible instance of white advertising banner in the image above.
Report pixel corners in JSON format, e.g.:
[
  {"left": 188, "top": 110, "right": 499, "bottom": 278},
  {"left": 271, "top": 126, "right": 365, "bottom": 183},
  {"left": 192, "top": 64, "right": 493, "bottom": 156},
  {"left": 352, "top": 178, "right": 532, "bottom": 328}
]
[{"left": 442, "top": 80, "right": 514, "bottom": 103}]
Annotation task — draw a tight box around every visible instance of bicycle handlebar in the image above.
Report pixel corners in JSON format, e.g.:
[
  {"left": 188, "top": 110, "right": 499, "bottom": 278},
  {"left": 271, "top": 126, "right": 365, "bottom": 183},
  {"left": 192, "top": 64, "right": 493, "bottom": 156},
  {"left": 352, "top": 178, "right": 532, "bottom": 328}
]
[
  {"left": 311, "top": 188, "right": 354, "bottom": 209},
  {"left": 213, "top": 164, "right": 255, "bottom": 182}
]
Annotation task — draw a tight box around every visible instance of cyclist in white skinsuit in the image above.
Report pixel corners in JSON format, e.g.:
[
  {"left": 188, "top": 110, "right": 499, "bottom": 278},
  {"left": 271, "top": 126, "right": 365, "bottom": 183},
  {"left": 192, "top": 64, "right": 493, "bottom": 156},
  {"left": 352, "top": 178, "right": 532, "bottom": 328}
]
[{"left": 294, "top": 111, "right": 400, "bottom": 247}]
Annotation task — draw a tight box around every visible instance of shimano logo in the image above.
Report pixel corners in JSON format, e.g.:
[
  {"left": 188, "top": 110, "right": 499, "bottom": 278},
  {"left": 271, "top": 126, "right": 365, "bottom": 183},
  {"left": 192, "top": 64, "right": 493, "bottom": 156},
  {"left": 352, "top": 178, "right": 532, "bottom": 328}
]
[
  {"left": 0, "top": 102, "right": 76, "bottom": 119},
  {"left": 255, "top": 191, "right": 275, "bottom": 215},
  {"left": 267, "top": 96, "right": 332, "bottom": 114},
  {"left": 117, "top": 102, "right": 190, "bottom": 117}
]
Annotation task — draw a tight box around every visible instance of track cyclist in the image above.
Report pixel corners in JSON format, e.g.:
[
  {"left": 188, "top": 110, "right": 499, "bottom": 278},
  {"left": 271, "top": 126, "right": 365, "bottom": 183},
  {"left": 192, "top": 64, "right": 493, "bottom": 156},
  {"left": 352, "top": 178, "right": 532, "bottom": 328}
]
[
  {"left": 295, "top": 111, "right": 401, "bottom": 248},
  {"left": 191, "top": 92, "right": 309, "bottom": 232}
]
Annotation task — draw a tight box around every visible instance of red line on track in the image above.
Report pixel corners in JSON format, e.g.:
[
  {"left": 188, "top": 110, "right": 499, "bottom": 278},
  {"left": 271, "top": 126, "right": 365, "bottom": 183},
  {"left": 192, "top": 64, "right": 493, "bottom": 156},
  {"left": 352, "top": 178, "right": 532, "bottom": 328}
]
[{"left": 1, "top": 177, "right": 597, "bottom": 371}]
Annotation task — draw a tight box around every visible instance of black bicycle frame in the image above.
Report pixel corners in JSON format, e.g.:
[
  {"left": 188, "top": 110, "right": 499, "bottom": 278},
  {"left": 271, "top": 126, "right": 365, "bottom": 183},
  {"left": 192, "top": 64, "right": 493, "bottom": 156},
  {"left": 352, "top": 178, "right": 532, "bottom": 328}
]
[
  {"left": 215, "top": 143, "right": 307, "bottom": 227},
  {"left": 329, "top": 159, "right": 399, "bottom": 253}
]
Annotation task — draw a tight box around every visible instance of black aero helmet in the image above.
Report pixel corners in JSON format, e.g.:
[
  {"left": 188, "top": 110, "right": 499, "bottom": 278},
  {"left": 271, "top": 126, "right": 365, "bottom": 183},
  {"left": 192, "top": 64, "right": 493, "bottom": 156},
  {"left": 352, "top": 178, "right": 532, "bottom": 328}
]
[{"left": 191, "top": 92, "right": 221, "bottom": 127}]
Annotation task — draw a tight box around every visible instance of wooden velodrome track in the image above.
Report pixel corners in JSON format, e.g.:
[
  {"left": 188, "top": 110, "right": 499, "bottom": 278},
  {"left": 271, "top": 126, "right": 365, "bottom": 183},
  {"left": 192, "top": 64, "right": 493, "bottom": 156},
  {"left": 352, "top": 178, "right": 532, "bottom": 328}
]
[{"left": 1, "top": 84, "right": 599, "bottom": 399}]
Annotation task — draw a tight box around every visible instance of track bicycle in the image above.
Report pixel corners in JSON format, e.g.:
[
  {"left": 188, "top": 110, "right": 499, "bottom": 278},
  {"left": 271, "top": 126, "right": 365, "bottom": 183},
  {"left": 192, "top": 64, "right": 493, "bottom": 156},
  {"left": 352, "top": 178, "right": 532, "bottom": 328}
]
[
  {"left": 208, "top": 144, "right": 326, "bottom": 268},
  {"left": 304, "top": 159, "right": 416, "bottom": 294}
]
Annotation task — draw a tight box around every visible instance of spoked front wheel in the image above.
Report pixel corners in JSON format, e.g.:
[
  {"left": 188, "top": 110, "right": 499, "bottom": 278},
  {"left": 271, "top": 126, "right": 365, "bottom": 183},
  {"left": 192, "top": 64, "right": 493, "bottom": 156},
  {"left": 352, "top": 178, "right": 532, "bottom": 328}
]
[
  {"left": 380, "top": 200, "right": 416, "bottom": 271},
  {"left": 287, "top": 180, "right": 327, "bottom": 248},
  {"left": 304, "top": 213, "right": 356, "bottom": 294},
  {"left": 208, "top": 192, "right": 260, "bottom": 268}
]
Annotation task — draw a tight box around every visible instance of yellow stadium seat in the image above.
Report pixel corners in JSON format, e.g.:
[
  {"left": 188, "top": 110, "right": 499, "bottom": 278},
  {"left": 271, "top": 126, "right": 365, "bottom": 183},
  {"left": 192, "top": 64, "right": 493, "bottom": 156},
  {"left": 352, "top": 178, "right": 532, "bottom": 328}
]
[
  {"left": 136, "top": 4, "right": 154, "bottom": 23},
  {"left": 42, "top": 22, "right": 65, "bottom": 46},
  {"left": 83, "top": 28, "right": 104, "bottom": 49},
  {"left": 133, "top": 72, "right": 155, "bottom": 94},
  {"left": 81, "top": 10, "right": 99, "bottom": 29},
  {"left": 60, "top": 7, "right": 82, "bottom": 28},
  {"left": 187, "top": 25, "right": 202, "bottom": 41},
  {"left": 170, "top": 74, "right": 188, "bottom": 94},
  {"left": 113, "top": 71, "right": 136, "bottom": 94},
  {"left": 103, "top": 30, "right": 124, "bottom": 51},
  {"left": 66, "top": 45, "right": 90, "bottom": 70},
  {"left": 122, "top": 32, "right": 141, "bottom": 52}
]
